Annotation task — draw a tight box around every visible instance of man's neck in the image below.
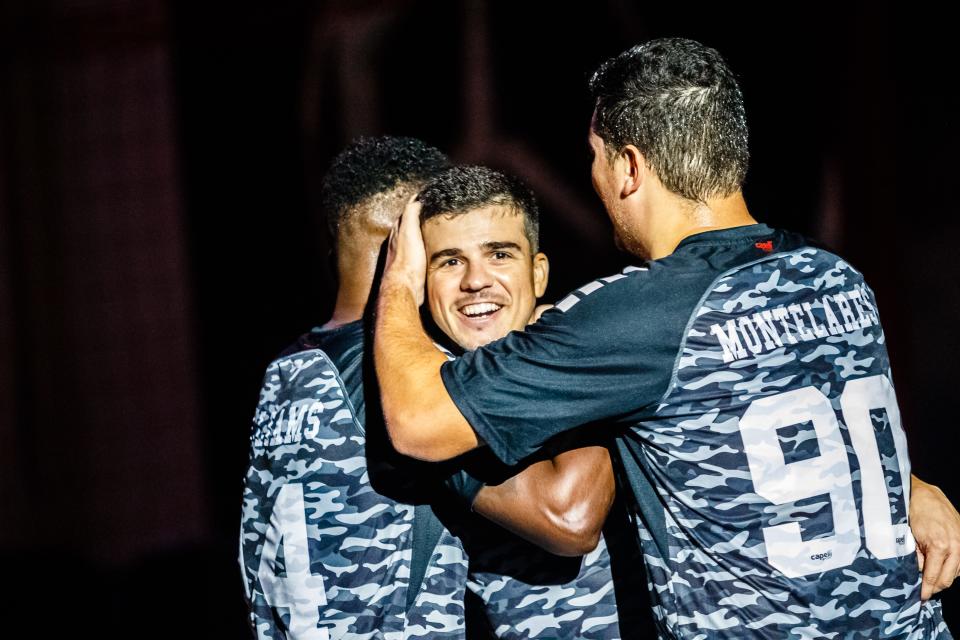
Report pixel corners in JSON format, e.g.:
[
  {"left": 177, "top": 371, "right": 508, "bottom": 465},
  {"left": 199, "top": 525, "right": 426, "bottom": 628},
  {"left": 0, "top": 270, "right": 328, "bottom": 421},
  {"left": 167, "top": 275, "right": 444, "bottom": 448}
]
[
  {"left": 320, "top": 247, "right": 377, "bottom": 331},
  {"left": 320, "top": 281, "right": 371, "bottom": 330},
  {"left": 646, "top": 191, "right": 756, "bottom": 260}
]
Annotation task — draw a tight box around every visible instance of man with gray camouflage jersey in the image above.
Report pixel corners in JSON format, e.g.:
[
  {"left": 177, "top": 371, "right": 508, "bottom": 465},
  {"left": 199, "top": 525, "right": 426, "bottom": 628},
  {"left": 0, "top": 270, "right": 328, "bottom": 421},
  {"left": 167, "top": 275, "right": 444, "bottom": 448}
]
[
  {"left": 416, "top": 164, "right": 652, "bottom": 639},
  {"left": 374, "top": 40, "right": 960, "bottom": 639},
  {"left": 239, "top": 136, "right": 468, "bottom": 640}
]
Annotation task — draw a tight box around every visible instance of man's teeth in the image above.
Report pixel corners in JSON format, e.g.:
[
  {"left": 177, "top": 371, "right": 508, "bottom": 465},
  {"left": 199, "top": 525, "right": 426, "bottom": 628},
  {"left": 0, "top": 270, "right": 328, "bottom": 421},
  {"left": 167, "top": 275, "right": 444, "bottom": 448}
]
[{"left": 461, "top": 303, "right": 502, "bottom": 317}]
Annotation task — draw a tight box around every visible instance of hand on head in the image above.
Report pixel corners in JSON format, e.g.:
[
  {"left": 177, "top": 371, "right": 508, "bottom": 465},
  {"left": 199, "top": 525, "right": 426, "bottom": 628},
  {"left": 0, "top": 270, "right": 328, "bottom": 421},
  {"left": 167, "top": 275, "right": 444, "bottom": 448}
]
[{"left": 383, "top": 194, "right": 428, "bottom": 307}]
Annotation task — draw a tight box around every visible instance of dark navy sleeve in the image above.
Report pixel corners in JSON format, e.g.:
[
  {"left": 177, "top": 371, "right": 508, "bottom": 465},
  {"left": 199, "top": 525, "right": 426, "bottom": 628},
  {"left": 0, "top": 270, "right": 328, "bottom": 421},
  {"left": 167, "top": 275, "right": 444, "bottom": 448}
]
[{"left": 440, "top": 268, "right": 697, "bottom": 465}]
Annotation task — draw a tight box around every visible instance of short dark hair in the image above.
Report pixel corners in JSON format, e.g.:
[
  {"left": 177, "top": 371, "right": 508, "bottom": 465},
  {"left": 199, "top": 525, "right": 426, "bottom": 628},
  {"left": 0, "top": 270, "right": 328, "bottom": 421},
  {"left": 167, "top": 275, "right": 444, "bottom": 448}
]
[
  {"left": 588, "top": 38, "right": 749, "bottom": 202},
  {"left": 320, "top": 136, "right": 449, "bottom": 240},
  {"left": 418, "top": 166, "right": 541, "bottom": 254}
]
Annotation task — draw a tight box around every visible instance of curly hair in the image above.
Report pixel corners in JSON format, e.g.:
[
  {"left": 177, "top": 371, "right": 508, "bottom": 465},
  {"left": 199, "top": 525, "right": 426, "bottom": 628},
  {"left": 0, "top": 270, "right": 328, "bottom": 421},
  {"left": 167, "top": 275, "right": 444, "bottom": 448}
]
[
  {"left": 321, "top": 136, "right": 449, "bottom": 240},
  {"left": 418, "top": 166, "right": 540, "bottom": 254}
]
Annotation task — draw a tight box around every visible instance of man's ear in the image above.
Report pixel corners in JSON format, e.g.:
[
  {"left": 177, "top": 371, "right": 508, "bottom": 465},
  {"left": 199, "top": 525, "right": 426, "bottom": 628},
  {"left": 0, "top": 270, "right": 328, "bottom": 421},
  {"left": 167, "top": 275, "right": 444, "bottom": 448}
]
[
  {"left": 618, "top": 144, "right": 645, "bottom": 198},
  {"left": 532, "top": 252, "right": 550, "bottom": 298}
]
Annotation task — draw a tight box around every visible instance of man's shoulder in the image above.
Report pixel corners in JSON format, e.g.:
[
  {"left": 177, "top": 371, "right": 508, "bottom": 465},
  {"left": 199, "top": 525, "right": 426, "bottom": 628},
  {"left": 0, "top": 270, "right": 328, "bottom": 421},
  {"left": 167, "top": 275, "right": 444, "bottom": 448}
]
[
  {"left": 276, "top": 332, "right": 316, "bottom": 360},
  {"left": 540, "top": 261, "right": 717, "bottom": 332},
  {"left": 534, "top": 227, "right": 823, "bottom": 347},
  {"left": 273, "top": 322, "right": 365, "bottom": 372},
  {"left": 548, "top": 265, "right": 651, "bottom": 315},
  {"left": 251, "top": 324, "right": 366, "bottom": 436}
]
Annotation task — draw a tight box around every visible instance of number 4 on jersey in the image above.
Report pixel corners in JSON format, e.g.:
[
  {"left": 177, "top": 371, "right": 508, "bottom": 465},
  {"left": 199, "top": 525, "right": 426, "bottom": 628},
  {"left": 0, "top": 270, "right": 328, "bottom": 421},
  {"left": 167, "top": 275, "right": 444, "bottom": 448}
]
[
  {"left": 740, "top": 373, "right": 913, "bottom": 578},
  {"left": 257, "top": 483, "right": 330, "bottom": 640}
]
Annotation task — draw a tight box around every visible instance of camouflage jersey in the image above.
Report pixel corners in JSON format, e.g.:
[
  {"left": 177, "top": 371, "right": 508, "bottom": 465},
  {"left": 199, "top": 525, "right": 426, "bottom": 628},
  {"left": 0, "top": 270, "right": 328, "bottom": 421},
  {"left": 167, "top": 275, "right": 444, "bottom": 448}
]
[
  {"left": 464, "top": 533, "right": 619, "bottom": 640},
  {"left": 239, "top": 321, "right": 467, "bottom": 639},
  {"left": 428, "top": 353, "right": 643, "bottom": 640},
  {"left": 440, "top": 320, "right": 644, "bottom": 640},
  {"left": 434, "top": 443, "right": 629, "bottom": 640},
  {"left": 440, "top": 224, "right": 952, "bottom": 639}
]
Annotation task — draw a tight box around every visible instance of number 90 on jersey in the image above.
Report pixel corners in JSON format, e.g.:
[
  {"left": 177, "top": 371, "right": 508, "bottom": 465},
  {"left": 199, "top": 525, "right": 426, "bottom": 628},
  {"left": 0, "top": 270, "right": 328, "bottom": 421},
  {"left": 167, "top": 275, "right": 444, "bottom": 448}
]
[{"left": 739, "top": 373, "right": 913, "bottom": 578}]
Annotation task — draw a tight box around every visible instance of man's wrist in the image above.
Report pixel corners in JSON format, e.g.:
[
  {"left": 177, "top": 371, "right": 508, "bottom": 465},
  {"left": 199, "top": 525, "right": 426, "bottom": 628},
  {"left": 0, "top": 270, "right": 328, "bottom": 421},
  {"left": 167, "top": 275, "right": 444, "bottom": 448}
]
[{"left": 381, "top": 271, "right": 422, "bottom": 308}]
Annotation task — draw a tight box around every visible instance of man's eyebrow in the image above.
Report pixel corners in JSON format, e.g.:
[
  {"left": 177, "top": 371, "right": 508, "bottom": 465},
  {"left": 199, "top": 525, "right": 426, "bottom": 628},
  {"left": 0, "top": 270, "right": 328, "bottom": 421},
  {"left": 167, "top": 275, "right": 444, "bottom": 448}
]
[
  {"left": 429, "top": 247, "right": 462, "bottom": 263},
  {"left": 482, "top": 241, "right": 522, "bottom": 252}
]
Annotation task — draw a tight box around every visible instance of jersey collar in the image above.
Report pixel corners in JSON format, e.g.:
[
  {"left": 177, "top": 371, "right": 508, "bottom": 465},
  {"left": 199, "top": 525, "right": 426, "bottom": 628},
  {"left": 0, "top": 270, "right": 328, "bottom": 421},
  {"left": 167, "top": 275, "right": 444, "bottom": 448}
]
[{"left": 674, "top": 223, "right": 775, "bottom": 251}]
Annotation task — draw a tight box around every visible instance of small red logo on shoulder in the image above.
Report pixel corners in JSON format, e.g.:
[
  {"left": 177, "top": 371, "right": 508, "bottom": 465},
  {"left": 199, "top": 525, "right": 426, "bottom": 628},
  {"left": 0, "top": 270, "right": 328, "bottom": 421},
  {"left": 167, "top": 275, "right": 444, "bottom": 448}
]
[{"left": 755, "top": 240, "right": 774, "bottom": 253}]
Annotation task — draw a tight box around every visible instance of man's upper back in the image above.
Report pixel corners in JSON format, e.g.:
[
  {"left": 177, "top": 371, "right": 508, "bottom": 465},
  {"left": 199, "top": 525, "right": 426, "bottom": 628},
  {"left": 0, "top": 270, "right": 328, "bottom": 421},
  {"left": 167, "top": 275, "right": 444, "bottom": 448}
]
[
  {"left": 625, "top": 237, "right": 945, "bottom": 638},
  {"left": 240, "top": 322, "right": 467, "bottom": 639}
]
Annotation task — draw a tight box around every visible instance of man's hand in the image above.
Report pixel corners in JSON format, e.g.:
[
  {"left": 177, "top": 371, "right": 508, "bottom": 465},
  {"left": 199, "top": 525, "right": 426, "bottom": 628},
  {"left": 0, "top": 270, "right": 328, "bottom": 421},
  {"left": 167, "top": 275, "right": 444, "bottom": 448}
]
[
  {"left": 374, "top": 194, "right": 479, "bottom": 462},
  {"left": 911, "top": 475, "right": 960, "bottom": 600},
  {"left": 383, "top": 195, "right": 427, "bottom": 306}
]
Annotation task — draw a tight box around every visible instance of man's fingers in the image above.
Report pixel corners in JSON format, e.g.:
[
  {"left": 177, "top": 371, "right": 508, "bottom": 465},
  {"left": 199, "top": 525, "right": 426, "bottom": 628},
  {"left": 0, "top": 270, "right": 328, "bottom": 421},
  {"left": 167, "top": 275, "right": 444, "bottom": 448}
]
[
  {"left": 401, "top": 194, "right": 422, "bottom": 224},
  {"left": 909, "top": 477, "right": 960, "bottom": 597},
  {"left": 397, "top": 197, "right": 424, "bottom": 248},
  {"left": 924, "top": 550, "right": 960, "bottom": 600},
  {"left": 934, "top": 553, "right": 960, "bottom": 596},
  {"left": 921, "top": 545, "right": 949, "bottom": 600},
  {"left": 383, "top": 217, "right": 402, "bottom": 270},
  {"left": 380, "top": 192, "right": 427, "bottom": 306}
]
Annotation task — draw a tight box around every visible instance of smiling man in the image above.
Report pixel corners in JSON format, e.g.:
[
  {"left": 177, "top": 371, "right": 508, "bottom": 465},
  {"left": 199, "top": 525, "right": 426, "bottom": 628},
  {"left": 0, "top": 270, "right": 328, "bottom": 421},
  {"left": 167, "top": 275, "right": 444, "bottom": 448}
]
[
  {"left": 416, "top": 165, "right": 636, "bottom": 639},
  {"left": 421, "top": 170, "right": 548, "bottom": 352}
]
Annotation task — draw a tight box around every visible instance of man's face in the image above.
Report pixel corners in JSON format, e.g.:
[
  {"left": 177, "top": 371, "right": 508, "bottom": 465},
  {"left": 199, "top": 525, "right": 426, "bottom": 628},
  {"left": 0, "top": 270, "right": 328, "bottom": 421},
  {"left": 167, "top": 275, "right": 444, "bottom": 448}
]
[
  {"left": 587, "top": 121, "right": 618, "bottom": 229},
  {"left": 423, "top": 205, "right": 549, "bottom": 351},
  {"left": 589, "top": 126, "right": 617, "bottom": 215},
  {"left": 589, "top": 121, "right": 646, "bottom": 257}
]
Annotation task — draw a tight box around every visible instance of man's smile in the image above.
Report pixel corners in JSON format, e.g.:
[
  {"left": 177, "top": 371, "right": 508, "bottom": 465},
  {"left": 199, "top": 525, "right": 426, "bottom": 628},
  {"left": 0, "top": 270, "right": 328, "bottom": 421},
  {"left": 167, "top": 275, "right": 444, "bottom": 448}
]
[{"left": 459, "top": 302, "right": 504, "bottom": 319}]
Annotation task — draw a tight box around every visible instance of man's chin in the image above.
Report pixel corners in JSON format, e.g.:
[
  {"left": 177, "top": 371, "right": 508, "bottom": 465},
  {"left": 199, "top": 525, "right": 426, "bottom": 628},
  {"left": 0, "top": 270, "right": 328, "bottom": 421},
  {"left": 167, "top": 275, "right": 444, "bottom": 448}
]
[
  {"left": 450, "top": 318, "right": 505, "bottom": 351},
  {"left": 456, "top": 329, "right": 500, "bottom": 352},
  {"left": 461, "top": 337, "right": 489, "bottom": 351}
]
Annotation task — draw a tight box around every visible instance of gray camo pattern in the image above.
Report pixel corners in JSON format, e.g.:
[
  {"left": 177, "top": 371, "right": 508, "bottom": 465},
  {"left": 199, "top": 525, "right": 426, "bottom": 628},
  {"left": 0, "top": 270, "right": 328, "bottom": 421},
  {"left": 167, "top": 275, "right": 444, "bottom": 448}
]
[
  {"left": 467, "top": 534, "right": 621, "bottom": 639},
  {"left": 621, "top": 247, "right": 951, "bottom": 638},
  {"left": 239, "top": 349, "right": 466, "bottom": 639},
  {"left": 444, "top": 349, "right": 623, "bottom": 639}
]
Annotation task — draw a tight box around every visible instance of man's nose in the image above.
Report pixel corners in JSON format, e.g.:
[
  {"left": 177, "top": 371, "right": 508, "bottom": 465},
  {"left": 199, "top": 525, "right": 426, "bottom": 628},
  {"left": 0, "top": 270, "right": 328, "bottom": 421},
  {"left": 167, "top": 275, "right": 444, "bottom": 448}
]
[{"left": 461, "top": 261, "right": 493, "bottom": 292}]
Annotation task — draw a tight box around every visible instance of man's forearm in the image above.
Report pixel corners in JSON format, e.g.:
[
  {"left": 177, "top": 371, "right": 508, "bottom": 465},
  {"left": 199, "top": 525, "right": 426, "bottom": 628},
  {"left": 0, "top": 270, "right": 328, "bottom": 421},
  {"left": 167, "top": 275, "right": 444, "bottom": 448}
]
[{"left": 374, "top": 279, "right": 479, "bottom": 461}]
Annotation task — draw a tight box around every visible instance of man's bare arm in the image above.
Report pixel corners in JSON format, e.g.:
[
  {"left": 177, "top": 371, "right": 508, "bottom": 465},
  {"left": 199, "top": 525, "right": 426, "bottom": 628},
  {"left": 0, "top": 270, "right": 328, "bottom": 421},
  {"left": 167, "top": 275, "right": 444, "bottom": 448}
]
[
  {"left": 375, "top": 198, "right": 479, "bottom": 461},
  {"left": 472, "top": 446, "right": 615, "bottom": 557},
  {"left": 911, "top": 474, "right": 960, "bottom": 600},
  {"left": 467, "top": 301, "right": 616, "bottom": 557}
]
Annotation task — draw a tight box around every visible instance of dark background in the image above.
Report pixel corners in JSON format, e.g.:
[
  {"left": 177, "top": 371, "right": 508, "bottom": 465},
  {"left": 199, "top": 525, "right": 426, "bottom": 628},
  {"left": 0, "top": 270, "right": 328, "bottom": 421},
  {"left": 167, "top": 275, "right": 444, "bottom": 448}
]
[{"left": 2, "top": 0, "right": 957, "bottom": 637}]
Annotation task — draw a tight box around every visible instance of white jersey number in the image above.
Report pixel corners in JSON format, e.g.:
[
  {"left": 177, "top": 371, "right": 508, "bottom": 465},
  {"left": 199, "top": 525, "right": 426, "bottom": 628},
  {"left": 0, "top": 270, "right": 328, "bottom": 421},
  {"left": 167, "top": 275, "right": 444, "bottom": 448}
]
[
  {"left": 740, "top": 374, "right": 913, "bottom": 577},
  {"left": 258, "top": 482, "right": 330, "bottom": 640}
]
